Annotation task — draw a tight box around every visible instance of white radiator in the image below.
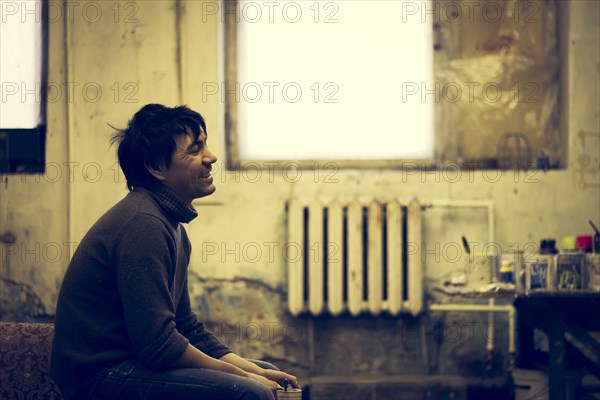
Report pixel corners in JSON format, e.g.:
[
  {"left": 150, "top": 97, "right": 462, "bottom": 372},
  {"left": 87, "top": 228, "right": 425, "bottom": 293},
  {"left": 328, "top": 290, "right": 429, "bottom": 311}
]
[{"left": 286, "top": 198, "right": 423, "bottom": 317}]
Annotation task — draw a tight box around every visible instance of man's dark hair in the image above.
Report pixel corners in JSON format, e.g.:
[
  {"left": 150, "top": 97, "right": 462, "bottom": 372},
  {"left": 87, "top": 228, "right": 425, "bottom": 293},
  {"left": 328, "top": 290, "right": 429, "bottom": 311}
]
[{"left": 111, "top": 104, "right": 207, "bottom": 191}]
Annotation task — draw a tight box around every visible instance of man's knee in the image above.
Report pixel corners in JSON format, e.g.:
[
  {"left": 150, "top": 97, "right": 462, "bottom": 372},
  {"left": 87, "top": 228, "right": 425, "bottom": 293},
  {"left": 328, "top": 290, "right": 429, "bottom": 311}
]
[{"left": 241, "top": 381, "right": 275, "bottom": 400}]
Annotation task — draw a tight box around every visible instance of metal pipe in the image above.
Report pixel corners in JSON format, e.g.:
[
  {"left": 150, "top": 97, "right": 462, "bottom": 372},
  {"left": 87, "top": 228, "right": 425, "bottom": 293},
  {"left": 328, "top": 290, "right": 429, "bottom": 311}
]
[
  {"left": 487, "top": 203, "right": 495, "bottom": 250},
  {"left": 429, "top": 302, "right": 516, "bottom": 354},
  {"left": 308, "top": 317, "right": 315, "bottom": 374},
  {"left": 507, "top": 305, "right": 516, "bottom": 361},
  {"left": 428, "top": 303, "right": 515, "bottom": 313},
  {"left": 425, "top": 200, "right": 495, "bottom": 244},
  {"left": 487, "top": 298, "right": 495, "bottom": 353},
  {"left": 428, "top": 200, "right": 504, "bottom": 366},
  {"left": 426, "top": 200, "right": 494, "bottom": 208}
]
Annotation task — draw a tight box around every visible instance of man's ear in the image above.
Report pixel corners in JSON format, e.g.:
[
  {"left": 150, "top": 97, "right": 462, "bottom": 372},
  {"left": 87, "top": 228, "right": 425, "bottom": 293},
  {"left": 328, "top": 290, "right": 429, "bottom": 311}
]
[{"left": 145, "top": 163, "right": 166, "bottom": 181}]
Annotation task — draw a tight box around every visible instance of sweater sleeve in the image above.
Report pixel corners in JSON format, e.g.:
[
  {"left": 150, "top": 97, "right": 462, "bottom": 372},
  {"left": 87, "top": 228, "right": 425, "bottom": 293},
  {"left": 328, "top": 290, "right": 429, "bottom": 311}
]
[
  {"left": 175, "top": 275, "right": 232, "bottom": 359},
  {"left": 113, "top": 215, "right": 190, "bottom": 368}
]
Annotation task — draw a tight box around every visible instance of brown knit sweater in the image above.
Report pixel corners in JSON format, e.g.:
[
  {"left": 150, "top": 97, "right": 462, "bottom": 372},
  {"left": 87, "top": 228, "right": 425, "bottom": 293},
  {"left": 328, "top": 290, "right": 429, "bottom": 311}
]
[{"left": 50, "top": 185, "right": 231, "bottom": 400}]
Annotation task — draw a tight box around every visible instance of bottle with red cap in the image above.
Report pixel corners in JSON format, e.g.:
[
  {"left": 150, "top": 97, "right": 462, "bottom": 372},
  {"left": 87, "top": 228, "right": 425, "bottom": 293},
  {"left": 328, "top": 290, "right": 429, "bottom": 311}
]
[{"left": 577, "top": 235, "right": 593, "bottom": 253}]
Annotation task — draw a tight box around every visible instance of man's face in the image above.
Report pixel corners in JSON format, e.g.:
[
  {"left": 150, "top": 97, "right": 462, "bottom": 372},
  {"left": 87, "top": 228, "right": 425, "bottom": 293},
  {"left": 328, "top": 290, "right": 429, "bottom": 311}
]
[{"left": 160, "top": 130, "right": 217, "bottom": 204}]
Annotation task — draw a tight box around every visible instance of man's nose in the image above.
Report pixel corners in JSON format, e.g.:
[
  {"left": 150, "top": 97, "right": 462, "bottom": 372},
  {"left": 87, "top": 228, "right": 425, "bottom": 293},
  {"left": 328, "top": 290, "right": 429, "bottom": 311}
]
[{"left": 204, "top": 148, "right": 218, "bottom": 164}]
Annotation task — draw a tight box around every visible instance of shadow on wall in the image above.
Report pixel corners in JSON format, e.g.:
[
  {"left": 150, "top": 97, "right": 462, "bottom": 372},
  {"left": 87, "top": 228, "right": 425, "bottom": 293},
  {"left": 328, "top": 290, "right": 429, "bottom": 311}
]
[
  {"left": 189, "top": 274, "right": 510, "bottom": 383},
  {"left": 0, "top": 278, "right": 53, "bottom": 322}
]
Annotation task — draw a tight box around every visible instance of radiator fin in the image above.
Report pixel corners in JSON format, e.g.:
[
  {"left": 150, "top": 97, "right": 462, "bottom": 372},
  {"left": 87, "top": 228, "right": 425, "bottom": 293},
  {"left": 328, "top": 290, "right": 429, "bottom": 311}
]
[
  {"left": 327, "top": 201, "right": 344, "bottom": 316},
  {"left": 308, "top": 200, "right": 324, "bottom": 315}
]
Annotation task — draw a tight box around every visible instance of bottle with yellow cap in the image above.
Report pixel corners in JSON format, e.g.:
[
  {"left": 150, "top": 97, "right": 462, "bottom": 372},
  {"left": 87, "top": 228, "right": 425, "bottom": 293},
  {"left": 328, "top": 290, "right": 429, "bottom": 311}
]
[
  {"left": 499, "top": 250, "right": 522, "bottom": 288},
  {"left": 500, "top": 258, "right": 514, "bottom": 284},
  {"left": 556, "top": 236, "right": 585, "bottom": 291}
]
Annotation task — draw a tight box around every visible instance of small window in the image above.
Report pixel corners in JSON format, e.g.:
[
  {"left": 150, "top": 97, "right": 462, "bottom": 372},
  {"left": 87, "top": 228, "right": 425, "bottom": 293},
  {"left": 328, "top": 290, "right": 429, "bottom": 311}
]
[{"left": 0, "top": 0, "right": 47, "bottom": 173}]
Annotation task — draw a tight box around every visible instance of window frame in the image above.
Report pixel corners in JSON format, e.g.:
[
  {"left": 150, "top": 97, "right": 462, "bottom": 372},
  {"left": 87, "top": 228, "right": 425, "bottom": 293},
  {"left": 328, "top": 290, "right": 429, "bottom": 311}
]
[
  {"left": 0, "top": 0, "right": 48, "bottom": 173},
  {"left": 223, "top": 0, "right": 566, "bottom": 171},
  {"left": 223, "top": 0, "right": 438, "bottom": 171}
]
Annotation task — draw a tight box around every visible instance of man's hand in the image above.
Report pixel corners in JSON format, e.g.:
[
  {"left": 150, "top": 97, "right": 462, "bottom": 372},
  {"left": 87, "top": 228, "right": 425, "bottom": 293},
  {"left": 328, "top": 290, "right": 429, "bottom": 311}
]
[
  {"left": 261, "top": 369, "right": 300, "bottom": 389},
  {"left": 247, "top": 372, "right": 279, "bottom": 395},
  {"left": 217, "top": 353, "right": 300, "bottom": 392}
]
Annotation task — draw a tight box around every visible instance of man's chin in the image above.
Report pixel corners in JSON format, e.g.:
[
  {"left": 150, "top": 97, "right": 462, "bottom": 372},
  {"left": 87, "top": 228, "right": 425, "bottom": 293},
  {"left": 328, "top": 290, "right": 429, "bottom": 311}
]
[{"left": 197, "top": 185, "right": 216, "bottom": 198}]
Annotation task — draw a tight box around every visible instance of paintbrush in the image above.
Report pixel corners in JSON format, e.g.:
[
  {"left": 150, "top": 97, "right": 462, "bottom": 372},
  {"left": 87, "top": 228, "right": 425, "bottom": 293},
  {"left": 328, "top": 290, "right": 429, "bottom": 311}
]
[
  {"left": 462, "top": 236, "right": 470, "bottom": 255},
  {"left": 590, "top": 220, "right": 600, "bottom": 253}
]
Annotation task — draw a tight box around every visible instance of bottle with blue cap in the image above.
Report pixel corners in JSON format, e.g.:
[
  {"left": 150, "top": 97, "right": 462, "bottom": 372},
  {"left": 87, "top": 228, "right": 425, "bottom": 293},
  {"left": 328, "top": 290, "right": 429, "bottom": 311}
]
[{"left": 524, "top": 239, "right": 557, "bottom": 291}]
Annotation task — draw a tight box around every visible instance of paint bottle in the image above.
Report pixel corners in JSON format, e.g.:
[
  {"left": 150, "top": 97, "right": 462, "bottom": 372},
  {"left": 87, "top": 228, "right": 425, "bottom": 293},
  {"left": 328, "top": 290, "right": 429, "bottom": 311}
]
[
  {"left": 556, "top": 236, "right": 585, "bottom": 291},
  {"left": 277, "top": 387, "right": 302, "bottom": 400},
  {"left": 513, "top": 250, "right": 526, "bottom": 292},
  {"left": 524, "top": 239, "right": 556, "bottom": 291},
  {"left": 577, "top": 235, "right": 593, "bottom": 254},
  {"left": 576, "top": 236, "right": 592, "bottom": 291},
  {"left": 499, "top": 254, "right": 514, "bottom": 284},
  {"left": 587, "top": 253, "right": 600, "bottom": 291},
  {"left": 587, "top": 222, "right": 600, "bottom": 291}
]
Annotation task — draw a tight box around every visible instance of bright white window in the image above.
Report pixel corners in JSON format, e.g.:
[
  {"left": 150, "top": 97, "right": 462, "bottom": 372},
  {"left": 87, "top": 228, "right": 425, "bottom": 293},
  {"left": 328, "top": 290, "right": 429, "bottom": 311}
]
[
  {"left": 234, "top": 0, "right": 434, "bottom": 161},
  {"left": 0, "top": 0, "right": 44, "bottom": 129}
]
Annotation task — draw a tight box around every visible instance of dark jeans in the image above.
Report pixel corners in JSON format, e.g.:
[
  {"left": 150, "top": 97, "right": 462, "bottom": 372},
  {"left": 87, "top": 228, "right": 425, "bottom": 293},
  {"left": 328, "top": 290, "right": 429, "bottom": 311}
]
[{"left": 82, "top": 359, "right": 278, "bottom": 400}]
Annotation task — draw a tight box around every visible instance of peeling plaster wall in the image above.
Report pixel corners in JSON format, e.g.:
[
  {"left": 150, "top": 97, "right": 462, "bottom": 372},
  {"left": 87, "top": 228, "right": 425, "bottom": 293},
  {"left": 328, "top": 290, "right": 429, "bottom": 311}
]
[
  {"left": 0, "top": 0, "right": 598, "bottom": 387},
  {"left": 0, "top": 7, "right": 70, "bottom": 320}
]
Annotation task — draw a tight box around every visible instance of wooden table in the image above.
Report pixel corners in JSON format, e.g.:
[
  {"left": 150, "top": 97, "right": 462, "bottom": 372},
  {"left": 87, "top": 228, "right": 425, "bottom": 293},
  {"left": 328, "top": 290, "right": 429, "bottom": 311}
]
[{"left": 514, "top": 292, "right": 600, "bottom": 400}]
